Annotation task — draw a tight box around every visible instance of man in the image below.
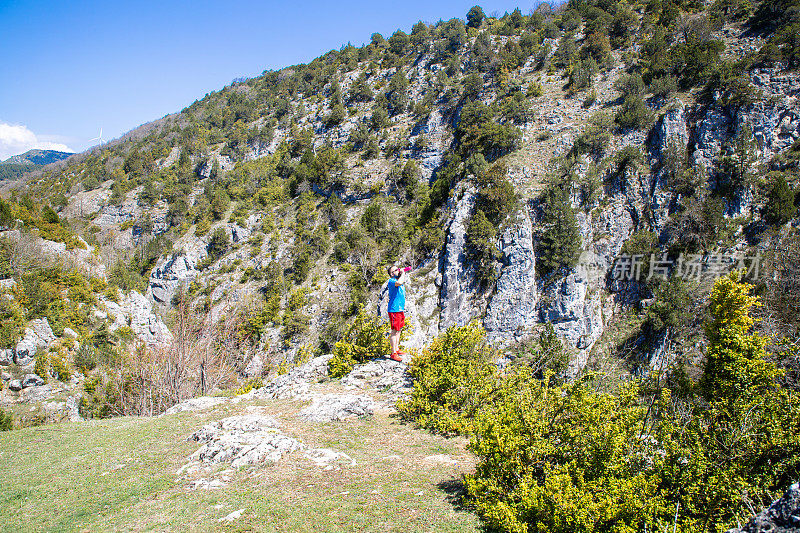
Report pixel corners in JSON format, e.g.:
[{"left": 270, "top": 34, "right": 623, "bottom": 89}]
[{"left": 381, "top": 265, "right": 408, "bottom": 362}]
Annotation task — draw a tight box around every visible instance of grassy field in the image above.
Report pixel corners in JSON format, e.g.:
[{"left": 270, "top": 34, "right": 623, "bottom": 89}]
[{"left": 0, "top": 395, "right": 482, "bottom": 532}]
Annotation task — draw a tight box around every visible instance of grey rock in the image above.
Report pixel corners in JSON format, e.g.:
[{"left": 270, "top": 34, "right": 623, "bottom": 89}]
[
  {"left": 252, "top": 354, "right": 332, "bottom": 401},
  {"left": 104, "top": 290, "right": 172, "bottom": 345},
  {"left": 299, "top": 393, "right": 377, "bottom": 423},
  {"left": 1, "top": 371, "right": 10, "bottom": 382},
  {"left": 227, "top": 224, "right": 251, "bottom": 243},
  {"left": 189, "top": 415, "right": 302, "bottom": 468},
  {"left": 341, "top": 358, "right": 412, "bottom": 405},
  {"left": 485, "top": 209, "right": 537, "bottom": 341},
  {"left": 694, "top": 106, "right": 731, "bottom": 170},
  {"left": 653, "top": 100, "right": 688, "bottom": 156},
  {"left": 93, "top": 196, "right": 137, "bottom": 228},
  {"left": 20, "top": 384, "right": 54, "bottom": 402},
  {"left": 0, "top": 349, "right": 12, "bottom": 366},
  {"left": 439, "top": 186, "right": 481, "bottom": 331},
  {"left": 242, "top": 351, "right": 265, "bottom": 378},
  {"left": 22, "top": 374, "right": 45, "bottom": 388},
  {"left": 414, "top": 108, "right": 448, "bottom": 181},
  {"left": 148, "top": 236, "right": 207, "bottom": 305},
  {"left": 8, "top": 379, "right": 22, "bottom": 391},
  {"left": 305, "top": 448, "right": 356, "bottom": 468},
  {"left": 66, "top": 395, "right": 83, "bottom": 422},
  {"left": 163, "top": 396, "right": 228, "bottom": 416},
  {"left": 62, "top": 327, "right": 78, "bottom": 339},
  {"left": 539, "top": 266, "right": 605, "bottom": 360},
  {"left": 726, "top": 482, "right": 800, "bottom": 533},
  {"left": 13, "top": 318, "right": 56, "bottom": 366}
]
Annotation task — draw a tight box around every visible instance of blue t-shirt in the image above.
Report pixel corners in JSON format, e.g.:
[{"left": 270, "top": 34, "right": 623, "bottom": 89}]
[{"left": 387, "top": 278, "right": 405, "bottom": 313}]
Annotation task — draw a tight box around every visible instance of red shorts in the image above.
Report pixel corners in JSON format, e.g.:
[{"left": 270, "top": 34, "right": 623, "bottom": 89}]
[{"left": 388, "top": 311, "right": 405, "bottom": 331}]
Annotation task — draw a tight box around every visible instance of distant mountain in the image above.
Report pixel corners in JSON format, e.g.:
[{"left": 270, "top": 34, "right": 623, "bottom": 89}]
[
  {"left": 2, "top": 148, "right": 73, "bottom": 166},
  {"left": 0, "top": 149, "right": 73, "bottom": 181}
]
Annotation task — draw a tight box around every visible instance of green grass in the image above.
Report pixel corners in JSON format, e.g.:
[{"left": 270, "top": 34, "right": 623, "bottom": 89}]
[{"left": 0, "top": 396, "right": 481, "bottom": 532}]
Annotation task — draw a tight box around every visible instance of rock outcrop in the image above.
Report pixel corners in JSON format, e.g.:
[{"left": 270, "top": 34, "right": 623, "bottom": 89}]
[
  {"left": 484, "top": 208, "right": 537, "bottom": 342},
  {"left": 341, "top": 358, "right": 412, "bottom": 405},
  {"left": 439, "top": 186, "right": 480, "bottom": 331},
  {"left": 189, "top": 414, "right": 302, "bottom": 468},
  {"left": 299, "top": 393, "right": 377, "bottom": 423},
  {"left": 104, "top": 290, "right": 172, "bottom": 345},
  {"left": 539, "top": 265, "right": 605, "bottom": 359},
  {"left": 251, "top": 354, "right": 332, "bottom": 400},
  {"left": 148, "top": 236, "right": 207, "bottom": 304},
  {"left": 726, "top": 482, "right": 800, "bottom": 533},
  {"left": 12, "top": 318, "right": 56, "bottom": 366}
]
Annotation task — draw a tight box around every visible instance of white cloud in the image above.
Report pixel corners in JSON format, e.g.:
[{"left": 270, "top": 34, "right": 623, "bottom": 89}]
[{"left": 0, "top": 122, "right": 74, "bottom": 161}]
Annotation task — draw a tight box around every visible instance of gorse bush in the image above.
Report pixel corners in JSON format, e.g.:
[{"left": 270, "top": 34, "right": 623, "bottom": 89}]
[
  {"left": 401, "top": 273, "right": 800, "bottom": 533},
  {"left": 397, "top": 322, "right": 497, "bottom": 435},
  {"left": 466, "top": 373, "right": 673, "bottom": 533},
  {"left": 328, "top": 305, "right": 389, "bottom": 378}
]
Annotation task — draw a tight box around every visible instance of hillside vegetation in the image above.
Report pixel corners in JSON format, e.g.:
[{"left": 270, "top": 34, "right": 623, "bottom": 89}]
[{"left": 2, "top": 0, "right": 800, "bottom": 531}]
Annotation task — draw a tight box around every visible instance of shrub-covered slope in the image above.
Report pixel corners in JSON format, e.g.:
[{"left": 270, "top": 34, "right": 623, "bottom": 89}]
[{"left": 2, "top": 0, "right": 800, "bottom": 419}]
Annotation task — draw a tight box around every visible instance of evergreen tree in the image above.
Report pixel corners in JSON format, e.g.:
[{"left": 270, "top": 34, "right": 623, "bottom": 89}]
[
  {"left": 466, "top": 6, "right": 485, "bottom": 28},
  {"left": 763, "top": 174, "right": 797, "bottom": 226},
  {"left": 538, "top": 182, "right": 581, "bottom": 277}
]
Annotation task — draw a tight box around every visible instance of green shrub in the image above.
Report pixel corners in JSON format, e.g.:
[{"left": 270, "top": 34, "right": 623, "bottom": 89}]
[
  {"left": 34, "top": 351, "right": 49, "bottom": 381},
  {"left": 207, "top": 227, "right": 230, "bottom": 259},
  {"left": 763, "top": 174, "right": 797, "bottom": 226},
  {"left": 649, "top": 75, "right": 678, "bottom": 97},
  {"left": 0, "top": 408, "right": 13, "bottom": 431},
  {"left": 466, "top": 373, "right": 672, "bottom": 533},
  {"left": 462, "top": 273, "right": 800, "bottom": 533},
  {"left": 573, "top": 111, "right": 612, "bottom": 157},
  {"left": 49, "top": 351, "right": 72, "bottom": 381},
  {"left": 328, "top": 306, "right": 389, "bottom": 378},
  {"left": 466, "top": 210, "right": 500, "bottom": 286},
  {"left": 236, "top": 377, "right": 264, "bottom": 395},
  {"left": 527, "top": 81, "right": 543, "bottom": 98},
  {"left": 615, "top": 94, "right": 653, "bottom": 130},
  {"left": 73, "top": 344, "right": 98, "bottom": 372},
  {"left": 397, "top": 322, "right": 497, "bottom": 435},
  {"left": 0, "top": 297, "right": 25, "bottom": 348}
]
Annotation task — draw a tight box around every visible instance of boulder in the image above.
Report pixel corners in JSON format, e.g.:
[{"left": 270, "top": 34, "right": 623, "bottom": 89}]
[
  {"left": 251, "top": 354, "right": 332, "bottom": 401},
  {"left": 0, "top": 349, "right": 12, "bottom": 366},
  {"left": 726, "top": 482, "right": 800, "bottom": 533},
  {"left": 13, "top": 318, "right": 56, "bottom": 366},
  {"left": 20, "top": 384, "right": 54, "bottom": 402},
  {"left": 8, "top": 379, "right": 22, "bottom": 391},
  {"left": 162, "top": 396, "right": 228, "bottom": 416},
  {"left": 341, "top": 358, "right": 412, "bottom": 404},
  {"left": 189, "top": 415, "right": 302, "bottom": 468},
  {"left": 299, "top": 393, "right": 377, "bottom": 423},
  {"left": 22, "top": 374, "right": 45, "bottom": 388}
]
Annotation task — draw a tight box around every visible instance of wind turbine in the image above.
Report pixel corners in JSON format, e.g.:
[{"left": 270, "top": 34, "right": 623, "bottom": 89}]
[{"left": 89, "top": 128, "right": 104, "bottom": 147}]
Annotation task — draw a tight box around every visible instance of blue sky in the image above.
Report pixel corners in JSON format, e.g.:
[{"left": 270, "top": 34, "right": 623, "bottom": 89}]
[{"left": 0, "top": 0, "right": 556, "bottom": 159}]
